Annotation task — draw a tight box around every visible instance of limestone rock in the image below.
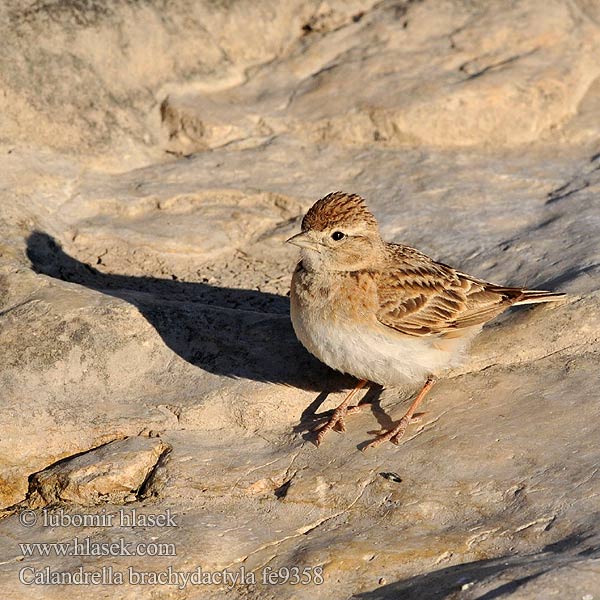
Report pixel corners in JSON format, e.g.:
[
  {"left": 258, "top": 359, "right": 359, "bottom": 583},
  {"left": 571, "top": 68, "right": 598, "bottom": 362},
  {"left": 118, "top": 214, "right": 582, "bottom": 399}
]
[
  {"left": 28, "top": 437, "right": 169, "bottom": 507},
  {"left": 0, "top": 0, "right": 599, "bottom": 599}
]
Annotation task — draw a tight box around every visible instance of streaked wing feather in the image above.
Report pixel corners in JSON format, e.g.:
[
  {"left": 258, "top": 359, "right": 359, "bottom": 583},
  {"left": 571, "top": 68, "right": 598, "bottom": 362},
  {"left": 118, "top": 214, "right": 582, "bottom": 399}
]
[{"left": 376, "top": 244, "right": 522, "bottom": 336}]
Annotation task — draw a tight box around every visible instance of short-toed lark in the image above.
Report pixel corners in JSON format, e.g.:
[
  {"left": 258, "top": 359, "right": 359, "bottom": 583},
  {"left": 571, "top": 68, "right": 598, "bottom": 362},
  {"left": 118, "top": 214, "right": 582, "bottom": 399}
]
[{"left": 288, "top": 192, "right": 565, "bottom": 449}]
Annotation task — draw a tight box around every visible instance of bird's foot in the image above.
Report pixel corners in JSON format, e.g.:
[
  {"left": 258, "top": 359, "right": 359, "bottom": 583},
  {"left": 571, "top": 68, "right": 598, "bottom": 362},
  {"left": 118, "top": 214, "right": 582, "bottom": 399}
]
[
  {"left": 314, "top": 404, "right": 363, "bottom": 446},
  {"left": 363, "top": 412, "right": 424, "bottom": 450}
]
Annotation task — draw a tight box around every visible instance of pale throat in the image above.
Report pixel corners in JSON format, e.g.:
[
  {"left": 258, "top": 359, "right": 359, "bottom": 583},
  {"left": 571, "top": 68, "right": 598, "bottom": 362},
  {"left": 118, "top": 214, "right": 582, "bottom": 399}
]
[
  {"left": 298, "top": 248, "right": 327, "bottom": 272},
  {"left": 300, "top": 244, "right": 384, "bottom": 273}
]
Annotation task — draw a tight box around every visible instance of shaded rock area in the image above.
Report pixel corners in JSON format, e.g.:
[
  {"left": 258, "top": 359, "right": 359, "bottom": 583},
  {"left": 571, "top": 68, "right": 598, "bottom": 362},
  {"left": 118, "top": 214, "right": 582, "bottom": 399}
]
[{"left": 0, "top": 0, "right": 599, "bottom": 598}]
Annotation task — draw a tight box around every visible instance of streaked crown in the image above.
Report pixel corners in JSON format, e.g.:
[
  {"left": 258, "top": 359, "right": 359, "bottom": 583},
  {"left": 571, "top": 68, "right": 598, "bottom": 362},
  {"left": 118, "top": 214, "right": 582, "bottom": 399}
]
[{"left": 302, "top": 191, "right": 379, "bottom": 233}]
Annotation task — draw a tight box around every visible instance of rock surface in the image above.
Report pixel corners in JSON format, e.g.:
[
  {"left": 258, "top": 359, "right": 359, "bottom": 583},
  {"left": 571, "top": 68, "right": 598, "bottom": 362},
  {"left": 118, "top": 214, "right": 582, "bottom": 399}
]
[
  {"left": 0, "top": 0, "right": 599, "bottom": 598},
  {"left": 28, "top": 437, "right": 169, "bottom": 507}
]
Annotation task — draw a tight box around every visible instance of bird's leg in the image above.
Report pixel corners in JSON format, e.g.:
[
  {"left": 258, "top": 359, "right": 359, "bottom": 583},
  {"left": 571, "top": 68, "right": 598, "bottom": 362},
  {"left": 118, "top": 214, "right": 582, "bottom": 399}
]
[
  {"left": 315, "top": 379, "right": 368, "bottom": 446},
  {"left": 364, "top": 376, "right": 437, "bottom": 450}
]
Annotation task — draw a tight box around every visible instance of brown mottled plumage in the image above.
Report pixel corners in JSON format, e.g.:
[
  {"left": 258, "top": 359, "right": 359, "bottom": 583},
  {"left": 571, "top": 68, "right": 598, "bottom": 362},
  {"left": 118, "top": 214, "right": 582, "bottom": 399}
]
[
  {"left": 287, "top": 191, "right": 565, "bottom": 449},
  {"left": 302, "top": 191, "right": 378, "bottom": 232},
  {"left": 375, "top": 243, "right": 555, "bottom": 337}
]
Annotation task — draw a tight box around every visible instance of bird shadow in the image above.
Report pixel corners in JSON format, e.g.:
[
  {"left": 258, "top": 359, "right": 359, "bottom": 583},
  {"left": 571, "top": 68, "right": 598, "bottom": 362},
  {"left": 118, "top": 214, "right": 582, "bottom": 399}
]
[
  {"left": 25, "top": 231, "right": 351, "bottom": 396},
  {"left": 26, "top": 231, "right": 419, "bottom": 439}
]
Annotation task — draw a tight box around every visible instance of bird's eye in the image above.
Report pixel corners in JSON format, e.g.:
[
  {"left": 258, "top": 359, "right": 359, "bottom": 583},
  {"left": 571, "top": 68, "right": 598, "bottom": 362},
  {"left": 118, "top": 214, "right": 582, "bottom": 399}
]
[{"left": 331, "top": 231, "right": 345, "bottom": 241}]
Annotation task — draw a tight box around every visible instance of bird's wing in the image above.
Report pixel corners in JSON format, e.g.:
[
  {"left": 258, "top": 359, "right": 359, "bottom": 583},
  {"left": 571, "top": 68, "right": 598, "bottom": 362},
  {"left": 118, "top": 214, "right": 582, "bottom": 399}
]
[{"left": 375, "top": 244, "right": 524, "bottom": 336}]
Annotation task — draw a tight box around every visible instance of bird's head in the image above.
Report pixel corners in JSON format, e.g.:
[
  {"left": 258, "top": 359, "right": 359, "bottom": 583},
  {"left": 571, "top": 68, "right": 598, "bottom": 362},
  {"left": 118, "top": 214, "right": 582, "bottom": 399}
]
[{"left": 287, "top": 191, "right": 384, "bottom": 272}]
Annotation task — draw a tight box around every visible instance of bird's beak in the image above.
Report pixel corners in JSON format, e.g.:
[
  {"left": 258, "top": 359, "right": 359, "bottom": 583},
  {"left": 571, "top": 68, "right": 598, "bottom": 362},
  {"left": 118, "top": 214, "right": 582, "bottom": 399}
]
[{"left": 286, "top": 232, "right": 321, "bottom": 252}]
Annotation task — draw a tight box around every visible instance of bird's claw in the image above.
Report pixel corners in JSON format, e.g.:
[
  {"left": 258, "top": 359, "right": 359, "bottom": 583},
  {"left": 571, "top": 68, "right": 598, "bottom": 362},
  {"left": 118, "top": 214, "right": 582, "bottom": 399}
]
[
  {"left": 315, "top": 410, "right": 346, "bottom": 445},
  {"left": 333, "top": 418, "right": 347, "bottom": 433},
  {"left": 363, "top": 415, "right": 412, "bottom": 450},
  {"left": 314, "top": 404, "right": 363, "bottom": 445}
]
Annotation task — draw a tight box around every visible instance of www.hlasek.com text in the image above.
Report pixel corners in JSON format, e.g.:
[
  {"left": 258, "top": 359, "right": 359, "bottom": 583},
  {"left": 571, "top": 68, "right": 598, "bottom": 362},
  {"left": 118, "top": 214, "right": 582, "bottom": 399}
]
[{"left": 20, "top": 537, "right": 176, "bottom": 558}]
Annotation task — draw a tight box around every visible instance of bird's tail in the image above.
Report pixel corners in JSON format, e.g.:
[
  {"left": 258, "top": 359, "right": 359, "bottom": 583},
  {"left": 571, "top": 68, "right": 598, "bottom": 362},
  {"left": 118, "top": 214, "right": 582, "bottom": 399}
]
[{"left": 513, "top": 290, "right": 566, "bottom": 306}]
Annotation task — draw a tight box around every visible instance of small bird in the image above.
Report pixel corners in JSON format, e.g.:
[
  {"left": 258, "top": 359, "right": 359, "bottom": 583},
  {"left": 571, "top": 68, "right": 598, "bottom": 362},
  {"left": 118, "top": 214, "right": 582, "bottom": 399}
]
[{"left": 287, "top": 192, "right": 565, "bottom": 449}]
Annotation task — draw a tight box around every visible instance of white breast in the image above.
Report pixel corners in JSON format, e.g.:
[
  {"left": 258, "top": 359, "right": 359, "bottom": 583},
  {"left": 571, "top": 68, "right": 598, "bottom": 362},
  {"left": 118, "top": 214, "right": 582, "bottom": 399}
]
[{"left": 290, "top": 269, "right": 475, "bottom": 386}]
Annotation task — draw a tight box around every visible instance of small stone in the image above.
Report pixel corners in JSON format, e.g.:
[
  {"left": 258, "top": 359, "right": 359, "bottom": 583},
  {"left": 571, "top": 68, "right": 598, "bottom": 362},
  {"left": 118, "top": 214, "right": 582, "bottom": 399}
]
[{"left": 28, "top": 437, "right": 168, "bottom": 506}]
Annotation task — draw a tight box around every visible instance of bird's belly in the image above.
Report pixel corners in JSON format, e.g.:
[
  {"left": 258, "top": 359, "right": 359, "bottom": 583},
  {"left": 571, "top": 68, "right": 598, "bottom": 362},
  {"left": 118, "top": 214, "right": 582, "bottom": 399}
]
[{"left": 291, "top": 307, "right": 456, "bottom": 386}]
